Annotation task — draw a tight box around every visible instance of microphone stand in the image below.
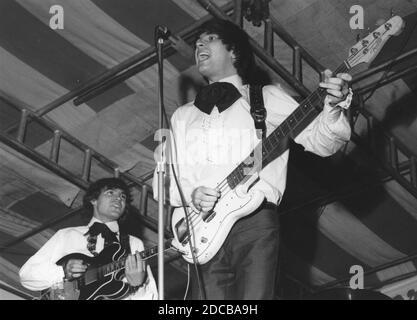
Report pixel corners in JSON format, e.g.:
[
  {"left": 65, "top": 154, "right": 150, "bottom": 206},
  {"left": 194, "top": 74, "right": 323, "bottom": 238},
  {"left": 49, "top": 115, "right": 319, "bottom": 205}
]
[{"left": 155, "top": 27, "right": 167, "bottom": 300}]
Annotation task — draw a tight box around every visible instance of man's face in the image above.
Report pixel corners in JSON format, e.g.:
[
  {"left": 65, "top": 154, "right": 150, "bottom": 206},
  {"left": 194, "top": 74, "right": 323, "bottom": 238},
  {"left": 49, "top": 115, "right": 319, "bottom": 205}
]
[
  {"left": 91, "top": 188, "right": 127, "bottom": 223},
  {"left": 195, "top": 32, "right": 237, "bottom": 82}
]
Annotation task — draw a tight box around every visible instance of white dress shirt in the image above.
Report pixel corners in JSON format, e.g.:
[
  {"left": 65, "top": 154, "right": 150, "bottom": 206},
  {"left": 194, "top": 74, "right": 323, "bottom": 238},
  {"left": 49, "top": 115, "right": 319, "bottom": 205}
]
[
  {"left": 19, "top": 217, "right": 158, "bottom": 300},
  {"left": 153, "top": 74, "right": 351, "bottom": 207}
]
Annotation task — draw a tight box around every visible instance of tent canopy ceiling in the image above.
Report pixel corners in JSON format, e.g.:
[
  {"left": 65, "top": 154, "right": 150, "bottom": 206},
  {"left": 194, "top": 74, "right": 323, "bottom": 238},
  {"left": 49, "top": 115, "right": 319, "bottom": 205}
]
[{"left": 0, "top": 0, "right": 417, "bottom": 298}]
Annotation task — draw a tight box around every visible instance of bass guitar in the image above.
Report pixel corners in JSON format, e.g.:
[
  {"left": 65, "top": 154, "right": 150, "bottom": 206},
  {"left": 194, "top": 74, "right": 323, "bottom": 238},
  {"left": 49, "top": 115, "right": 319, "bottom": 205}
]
[{"left": 171, "top": 16, "right": 404, "bottom": 265}]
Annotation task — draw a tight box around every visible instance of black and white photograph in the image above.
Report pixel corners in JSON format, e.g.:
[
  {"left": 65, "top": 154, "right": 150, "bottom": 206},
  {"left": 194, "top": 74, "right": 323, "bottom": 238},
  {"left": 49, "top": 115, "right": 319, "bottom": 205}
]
[{"left": 0, "top": 0, "right": 416, "bottom": 305}]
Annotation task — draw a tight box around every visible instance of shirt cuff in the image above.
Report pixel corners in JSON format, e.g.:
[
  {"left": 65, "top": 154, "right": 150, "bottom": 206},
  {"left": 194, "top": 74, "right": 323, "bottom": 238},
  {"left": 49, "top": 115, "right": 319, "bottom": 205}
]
[
  {"left": 49, "top": 265, "right": 66, "bottom": 287},
  {"left": 317, "top": 108, "right": 351, "bottom": 143},
  {"left": 323, "top": 88, "right": 353, "bottom": 123},
  {"left": 58, "top": 265, "right": 66, "bottom": 280},
  {"left": 169, "top": 181, "right": 194, "bottom": 207},
  {"left": 126, "top": 275, "right": 157, "bottom": 300}
]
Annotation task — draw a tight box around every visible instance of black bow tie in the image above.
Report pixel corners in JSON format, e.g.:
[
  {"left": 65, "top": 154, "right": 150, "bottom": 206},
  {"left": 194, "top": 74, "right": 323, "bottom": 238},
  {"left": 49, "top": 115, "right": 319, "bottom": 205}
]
[
  {"left": 194, "top": 82, "right": 242, "bottom": 114},
  {"left": 86, "top": 222, "right": 119, "bottom": 245}
]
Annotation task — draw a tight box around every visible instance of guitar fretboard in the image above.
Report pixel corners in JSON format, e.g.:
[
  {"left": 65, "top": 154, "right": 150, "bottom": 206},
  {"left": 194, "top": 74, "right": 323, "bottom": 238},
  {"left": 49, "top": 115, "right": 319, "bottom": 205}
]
[
  {"left": 80, "top": 240, "right": 171, "bottom": 286},
  {"left": 226, "top": 62, "right": 350, "bottom": 190}
]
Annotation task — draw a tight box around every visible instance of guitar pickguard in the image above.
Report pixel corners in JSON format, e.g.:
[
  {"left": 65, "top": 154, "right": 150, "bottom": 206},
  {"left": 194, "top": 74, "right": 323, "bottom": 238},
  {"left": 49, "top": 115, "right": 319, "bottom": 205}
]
[{"left": 52, "top": 243, "right": 130, "bottom": 300}]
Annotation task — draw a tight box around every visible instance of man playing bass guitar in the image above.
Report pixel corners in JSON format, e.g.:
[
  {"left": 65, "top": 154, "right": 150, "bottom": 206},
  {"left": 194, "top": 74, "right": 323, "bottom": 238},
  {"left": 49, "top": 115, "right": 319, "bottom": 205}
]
[{"left": 153, "top": 19, "right": 352, "bottom": 300}]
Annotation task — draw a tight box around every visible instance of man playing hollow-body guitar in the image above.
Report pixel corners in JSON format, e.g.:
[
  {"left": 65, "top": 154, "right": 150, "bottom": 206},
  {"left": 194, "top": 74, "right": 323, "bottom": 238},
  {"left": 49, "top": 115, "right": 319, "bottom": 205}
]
[{"left": 20, "top": 178, "right": 158, "bottom": 300}]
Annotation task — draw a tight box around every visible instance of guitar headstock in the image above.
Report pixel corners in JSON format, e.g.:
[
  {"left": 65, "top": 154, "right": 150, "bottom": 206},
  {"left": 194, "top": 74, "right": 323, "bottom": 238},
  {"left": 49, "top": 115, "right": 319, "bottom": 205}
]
[{"left": 347, "top": 16, "right": 405, "bottom": 68}]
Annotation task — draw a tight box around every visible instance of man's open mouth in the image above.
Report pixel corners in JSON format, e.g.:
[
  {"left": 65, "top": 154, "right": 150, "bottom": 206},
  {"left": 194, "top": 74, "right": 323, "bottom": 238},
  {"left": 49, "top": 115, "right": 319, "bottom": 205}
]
[{"left": 197, "top": 51, "right": 210, "bottom": 62}]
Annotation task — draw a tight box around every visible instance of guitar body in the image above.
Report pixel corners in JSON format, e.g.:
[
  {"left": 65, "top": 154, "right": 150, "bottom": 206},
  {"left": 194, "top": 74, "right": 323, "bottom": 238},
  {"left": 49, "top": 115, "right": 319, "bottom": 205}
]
[
  {"left": 55, "top": 243, "right": 130, "bottom": 300},
  {"left": 171, "top": 184, "right": 264, "bottom": 264}
]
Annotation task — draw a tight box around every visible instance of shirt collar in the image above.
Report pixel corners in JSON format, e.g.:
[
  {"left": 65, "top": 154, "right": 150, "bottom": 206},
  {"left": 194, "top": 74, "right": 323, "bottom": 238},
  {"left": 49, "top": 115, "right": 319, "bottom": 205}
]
[
  {"left": 217, "top": 74, "right": 244, "bottom": 91},
  {"left": 88, "top": 217, "right": 119, "bottom": 233}
]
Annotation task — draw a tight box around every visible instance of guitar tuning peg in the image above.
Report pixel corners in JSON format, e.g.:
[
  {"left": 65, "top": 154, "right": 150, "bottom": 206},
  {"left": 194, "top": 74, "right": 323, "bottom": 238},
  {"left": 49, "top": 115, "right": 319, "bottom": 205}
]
[
  {"left": 390, "top": 8, "right": 394, "bottom": 17},
  {"left": 356, "top": 33, "right": 361, "bottom": 42}
]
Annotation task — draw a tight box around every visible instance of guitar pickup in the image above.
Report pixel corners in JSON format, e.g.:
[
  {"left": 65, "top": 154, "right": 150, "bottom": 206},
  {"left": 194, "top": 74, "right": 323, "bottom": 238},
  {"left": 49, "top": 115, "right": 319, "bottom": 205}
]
[
  {"left": 205, "top": 211, "right": 216, "bottom": 223},
  {"left": 175, "top": 218, "right": 188, "bottom": 243}
]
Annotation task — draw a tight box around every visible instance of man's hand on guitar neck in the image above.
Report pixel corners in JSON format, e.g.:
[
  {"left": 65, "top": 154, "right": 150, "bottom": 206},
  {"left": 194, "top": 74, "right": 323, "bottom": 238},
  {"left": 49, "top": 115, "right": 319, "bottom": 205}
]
[
  {"left": 125, "top": 252, "right": 147, "bottom": 287},
  {"left": 319, "top": 69, "right": 352, "bottom": 106},
  {"left": 191, "top": 186, "right": 221, "bottom": 213},
  {"left": 64, "top": 259, "right": 87, "bottom": 279}
]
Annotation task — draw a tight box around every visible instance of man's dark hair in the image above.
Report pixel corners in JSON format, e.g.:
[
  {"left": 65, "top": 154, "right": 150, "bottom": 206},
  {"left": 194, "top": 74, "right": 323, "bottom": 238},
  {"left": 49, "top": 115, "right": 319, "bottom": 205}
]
[
  {"left": 200, "top": 19, "right": 270, "bottom": 85},
  {"left": 82, "top": 177, "right": 131, "bottom": 219}
]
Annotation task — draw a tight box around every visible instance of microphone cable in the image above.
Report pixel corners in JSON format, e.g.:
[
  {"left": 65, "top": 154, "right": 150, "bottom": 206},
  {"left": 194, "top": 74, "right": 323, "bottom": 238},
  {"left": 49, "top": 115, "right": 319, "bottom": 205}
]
[{"left": 159, "top": 104, "right": 206, "bottom": 300}]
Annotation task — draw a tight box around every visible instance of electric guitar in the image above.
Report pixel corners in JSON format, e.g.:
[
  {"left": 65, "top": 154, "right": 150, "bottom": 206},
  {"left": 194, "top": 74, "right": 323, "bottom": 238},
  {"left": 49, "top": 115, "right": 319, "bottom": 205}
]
[
  {"left": 43, "top": 239, "right": 172, "bottom": 300},
  {"left": 171, "top": 16, "right": 405, "bottom": 264}
]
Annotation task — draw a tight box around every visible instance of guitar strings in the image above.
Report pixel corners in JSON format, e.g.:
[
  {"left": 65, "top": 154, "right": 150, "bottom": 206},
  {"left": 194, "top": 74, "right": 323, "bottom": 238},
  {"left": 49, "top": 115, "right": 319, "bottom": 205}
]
[{"left": 138, "top": 246, "right": 177, "bottom": 262}]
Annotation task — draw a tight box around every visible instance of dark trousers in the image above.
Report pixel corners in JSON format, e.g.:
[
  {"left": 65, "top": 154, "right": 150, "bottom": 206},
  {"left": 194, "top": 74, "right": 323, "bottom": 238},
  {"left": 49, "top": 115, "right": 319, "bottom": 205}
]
[{"left": 190, "top": 202, "right": 280, "bottom": 300}]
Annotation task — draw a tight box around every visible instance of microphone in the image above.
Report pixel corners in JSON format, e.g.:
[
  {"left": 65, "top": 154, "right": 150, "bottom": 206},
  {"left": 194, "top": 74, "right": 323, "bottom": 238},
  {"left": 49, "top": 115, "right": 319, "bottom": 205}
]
[
  {"left": 155, "top": 25, "right": 171, "bottom": 40},
  {"left": 154, "top": 25, "right": 194, "bottom": 61}
]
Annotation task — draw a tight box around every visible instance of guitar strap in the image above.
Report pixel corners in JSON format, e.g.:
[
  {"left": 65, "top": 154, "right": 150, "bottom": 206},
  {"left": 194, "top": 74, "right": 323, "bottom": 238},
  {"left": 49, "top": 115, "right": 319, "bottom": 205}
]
[
  {"left": 249, "top": 84, "right": 267, "bottom": 139},
  {"left": 119, "top": 232, "right": 132, "bottom": 254}
]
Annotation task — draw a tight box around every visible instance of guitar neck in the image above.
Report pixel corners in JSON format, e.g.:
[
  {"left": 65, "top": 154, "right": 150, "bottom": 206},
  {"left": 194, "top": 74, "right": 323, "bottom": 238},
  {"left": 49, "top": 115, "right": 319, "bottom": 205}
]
[
  {"left": 226, "top": 62, "right": 351, "bottom": 190},
  {"left": 79, "top": 239, "right": 171, "bottom": 286},
  {"left": 99, "top": 240, "right": 170, "bottom": 276}
]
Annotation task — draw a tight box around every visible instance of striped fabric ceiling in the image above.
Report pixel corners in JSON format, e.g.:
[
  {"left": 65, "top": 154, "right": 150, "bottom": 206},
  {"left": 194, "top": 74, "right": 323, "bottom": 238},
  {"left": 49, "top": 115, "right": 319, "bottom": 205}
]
[{"left": 0, "top": 0, "right": 416, "bottom": 298}]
